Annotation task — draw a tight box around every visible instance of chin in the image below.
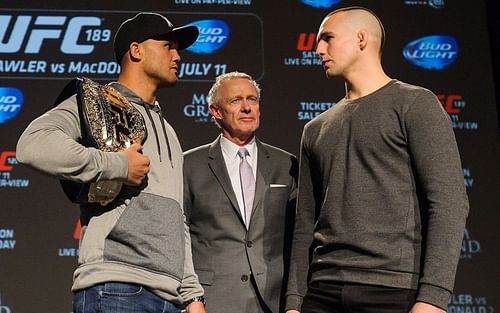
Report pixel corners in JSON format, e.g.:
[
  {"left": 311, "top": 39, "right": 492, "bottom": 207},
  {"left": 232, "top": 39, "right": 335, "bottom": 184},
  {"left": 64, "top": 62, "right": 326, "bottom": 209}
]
[
  {"left": 160, "top": 79, "right": 178, "bottom": 88},
  {"left": 325, "top": 69, "right": 336, "bottom": 78},
  {"left": 237, "top": 130, "right": 255, "bottom": 138}
]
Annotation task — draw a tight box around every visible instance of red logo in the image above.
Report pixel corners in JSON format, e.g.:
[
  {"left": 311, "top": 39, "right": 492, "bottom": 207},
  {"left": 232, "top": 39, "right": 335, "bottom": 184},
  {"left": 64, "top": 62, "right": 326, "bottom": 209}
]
[
  {"left": 0, "top": 151, "right": 16, "bottom": 171},
  {"left": 297, "top": 33, "right": 316, "bottom": 51},
  {"left": 437, "top": 94, "right": 465, "bottom": 114},
  {"left": 73, "top": 219, "right": 81, "bottom": 240}
]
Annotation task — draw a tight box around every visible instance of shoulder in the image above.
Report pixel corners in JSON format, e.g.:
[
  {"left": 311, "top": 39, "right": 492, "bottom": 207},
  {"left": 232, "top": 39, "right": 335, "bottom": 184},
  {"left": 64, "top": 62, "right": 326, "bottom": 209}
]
[
  {"left": 302, "top": 98, "right": 346, "bottom": 134},
  {"left": 55, "top": 94, "right": 79, "bottom": 110},
  {"left": 259, "top": 141, "right": 297, "bottom": 162},
  {"left": 394, "top": 81, "right": 443, "bottom": 113},
  {"left": 183, "top": 143, "right": 212, "bottom": 174},
  {"left": 183, "top": 143, "right": 211, "bottom": 159},
  {"left": 391, "top": 80, "right": 438, "bottom": 103},
  {"left": 370, "top": 80, "right": 441, "bottom": 119},
  {"left": 386, "top": 82, "right": 450, "bottom": 130}
]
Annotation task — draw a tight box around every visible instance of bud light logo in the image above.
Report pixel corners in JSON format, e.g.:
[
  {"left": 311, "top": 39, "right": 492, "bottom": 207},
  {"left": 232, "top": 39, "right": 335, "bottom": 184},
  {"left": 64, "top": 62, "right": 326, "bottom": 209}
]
[
  {"left": 403, "top": 35, "right": 458, "bottom": 70},
  {"left": 0, "top": 293, "right": 12, "bottom": 313},
  {"left": 299, "top": 0, "right": 342, "bottom": 8},
  {"left": 0, "top": 87, "right": 23, "bottom": 123},
  {"left": 403, "top": 0, "right": 445, "bottom": 9},
  {"left": 428, "top": 0, "right": 445, "bottom": 9},
  {"left": 185, "top": 19, "right": 229, "bottom": 55}
]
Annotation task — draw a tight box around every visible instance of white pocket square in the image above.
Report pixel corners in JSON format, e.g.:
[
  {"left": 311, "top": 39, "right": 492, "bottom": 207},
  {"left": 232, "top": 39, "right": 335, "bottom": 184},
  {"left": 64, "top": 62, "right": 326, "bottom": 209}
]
[{"left": 270, "top": 184, "right": 287, "bottom": 187}]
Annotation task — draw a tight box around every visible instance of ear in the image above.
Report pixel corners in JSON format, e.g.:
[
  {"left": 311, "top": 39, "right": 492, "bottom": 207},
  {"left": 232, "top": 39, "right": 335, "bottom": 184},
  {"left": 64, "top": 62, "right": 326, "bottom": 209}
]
[
  {"left": 128, "top": 42, "right": 142, "bottom": 61},
  {"left": 358, "top": 29, "right": 368, "bottom": 51},
  {"left": 209, "top": 104, "right": 222, "bottom": 120}
]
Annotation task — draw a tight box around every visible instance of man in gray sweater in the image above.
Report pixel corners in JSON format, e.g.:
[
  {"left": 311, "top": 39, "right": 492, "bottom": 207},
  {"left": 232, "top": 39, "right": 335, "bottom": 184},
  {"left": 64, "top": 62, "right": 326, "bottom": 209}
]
[
  {"left": 285, "top": 7, "right": 469, "bottom": 313},
  {"left": 16, "top": 12, "right": 205, "bottom": 313}
]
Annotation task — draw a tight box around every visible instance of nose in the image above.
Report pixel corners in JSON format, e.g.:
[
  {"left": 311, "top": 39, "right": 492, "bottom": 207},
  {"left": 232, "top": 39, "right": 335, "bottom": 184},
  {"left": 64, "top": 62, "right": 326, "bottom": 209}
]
[
  {"left": 171, "top": 49, "right": 181, "bottom": 62},
  {"left": 316, "top": 40, "right": 326, "bottom": 56},
  {"left": 241, "top": 99, "right": 252, "bottom": 112}
]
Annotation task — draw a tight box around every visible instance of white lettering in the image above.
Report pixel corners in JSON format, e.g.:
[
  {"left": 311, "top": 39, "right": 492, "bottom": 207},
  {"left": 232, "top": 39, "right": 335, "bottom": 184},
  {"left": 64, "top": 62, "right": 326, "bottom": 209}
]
[
  {"left": 0, "top": 229, "right": 14, "bottom": 238},
  {"left": 0, "top": 15, "right": 102, "bottom": 54},
  {"left": 0, "top": 239, "right": 16, "bottom": 249}
]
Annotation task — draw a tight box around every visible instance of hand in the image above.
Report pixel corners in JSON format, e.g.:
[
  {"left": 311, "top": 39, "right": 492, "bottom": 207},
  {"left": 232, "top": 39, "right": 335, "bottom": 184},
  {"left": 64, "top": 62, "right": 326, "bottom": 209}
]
[
  {"left": 185, "top": 301, "right": 206, "bottom": 313},
  {"left": 121, "top": 143, "right": 150, "bottom": 186},
  {"left": 409, "top": 302, "right": 446, "bottom": 313}
]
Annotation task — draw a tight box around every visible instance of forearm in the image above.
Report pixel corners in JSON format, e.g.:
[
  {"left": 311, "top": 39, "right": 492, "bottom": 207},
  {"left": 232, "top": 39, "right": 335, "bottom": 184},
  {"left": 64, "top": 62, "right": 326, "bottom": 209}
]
[
  {"left": 285, "top": 213, "right": 314, "bottom": 311},
  {"left": 16, "top": 97, "right": 128, "bottom": 182},
  {"left": 285, "top": 143, "right": 315, "bottom": 311},
  {"left": 179, "top": 217, "right": 204, "bottom": 302}
]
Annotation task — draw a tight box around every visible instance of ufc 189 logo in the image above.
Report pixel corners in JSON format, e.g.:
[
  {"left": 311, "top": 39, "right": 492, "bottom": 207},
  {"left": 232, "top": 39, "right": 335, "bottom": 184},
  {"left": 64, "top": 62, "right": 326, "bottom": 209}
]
[{"left": 0, "top": 14, "right": 111, "bottom": 54}]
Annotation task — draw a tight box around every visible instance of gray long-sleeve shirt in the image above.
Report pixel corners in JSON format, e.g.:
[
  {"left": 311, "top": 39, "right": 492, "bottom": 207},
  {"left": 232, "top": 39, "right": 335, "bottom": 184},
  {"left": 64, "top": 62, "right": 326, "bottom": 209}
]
[
  {"left": 16, "top": 82, "right": 203, "bottom": 305},
  {"left": 286, "top": 80, "right": 469, "bottom": 310}
]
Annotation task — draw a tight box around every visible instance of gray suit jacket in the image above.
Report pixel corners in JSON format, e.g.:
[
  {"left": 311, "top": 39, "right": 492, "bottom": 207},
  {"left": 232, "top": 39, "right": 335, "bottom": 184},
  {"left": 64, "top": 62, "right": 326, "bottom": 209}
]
[{"left": 184, "top": 136, "right": 298, "bottom": 313}]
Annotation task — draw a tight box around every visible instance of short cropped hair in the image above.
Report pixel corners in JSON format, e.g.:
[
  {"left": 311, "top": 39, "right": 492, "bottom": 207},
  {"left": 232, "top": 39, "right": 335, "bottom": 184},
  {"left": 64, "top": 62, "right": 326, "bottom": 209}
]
[
  {"left": 327, "top": 6, "right": 386, "bottom": 56},
  {"left": 207, "top": 71, "right": 261, "bottom": 107}
]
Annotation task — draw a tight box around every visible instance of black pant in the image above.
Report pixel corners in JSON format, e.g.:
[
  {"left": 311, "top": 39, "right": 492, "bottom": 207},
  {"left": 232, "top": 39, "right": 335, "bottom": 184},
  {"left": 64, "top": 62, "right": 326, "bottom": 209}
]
[{"left": 302, "top": 281, "right": 417, "bottom": 313}]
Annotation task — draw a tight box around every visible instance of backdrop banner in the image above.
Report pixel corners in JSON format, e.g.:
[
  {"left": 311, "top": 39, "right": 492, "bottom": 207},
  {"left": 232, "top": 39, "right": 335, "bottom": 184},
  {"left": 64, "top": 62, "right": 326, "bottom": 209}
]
[{"left": 0, "top": 1, "right": 498, "bottom": 313}]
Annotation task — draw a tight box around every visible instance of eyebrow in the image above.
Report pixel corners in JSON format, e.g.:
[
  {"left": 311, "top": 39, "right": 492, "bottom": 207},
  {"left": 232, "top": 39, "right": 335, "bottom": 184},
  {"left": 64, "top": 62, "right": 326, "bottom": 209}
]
[
  {"left": 162, "top": 40, "right": 179, "bottom": 49},
  {"left": 317, "top": 31, "right": 333, "bottom": 43}
]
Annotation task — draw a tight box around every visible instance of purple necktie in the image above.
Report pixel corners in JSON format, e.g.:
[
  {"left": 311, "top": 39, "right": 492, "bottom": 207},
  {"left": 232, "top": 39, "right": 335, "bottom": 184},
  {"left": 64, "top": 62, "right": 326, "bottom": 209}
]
[{"left": 238, "top": 147, "right": 255, "bottom": 227}]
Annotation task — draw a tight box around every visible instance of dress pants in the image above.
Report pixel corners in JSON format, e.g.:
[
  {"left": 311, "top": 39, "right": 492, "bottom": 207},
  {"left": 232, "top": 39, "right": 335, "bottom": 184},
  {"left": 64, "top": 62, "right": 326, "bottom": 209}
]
[{"left": 302, "top": 281, "right": 417, "bottom": 313}]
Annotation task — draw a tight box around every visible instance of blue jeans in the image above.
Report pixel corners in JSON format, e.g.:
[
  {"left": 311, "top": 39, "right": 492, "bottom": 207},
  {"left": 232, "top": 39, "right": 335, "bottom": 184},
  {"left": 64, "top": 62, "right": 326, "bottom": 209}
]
[{"left": 73, "top": 282, "right": 181, "bottom": 313}]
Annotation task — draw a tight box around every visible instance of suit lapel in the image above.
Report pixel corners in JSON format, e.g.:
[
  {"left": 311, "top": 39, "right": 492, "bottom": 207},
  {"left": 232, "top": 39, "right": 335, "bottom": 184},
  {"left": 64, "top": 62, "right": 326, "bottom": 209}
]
[
  {"left": 208, "top": 137, "right": 244, "bottom": 222},
  {"left": 252, "top": 138, "right": 271, "bottom": 214}
]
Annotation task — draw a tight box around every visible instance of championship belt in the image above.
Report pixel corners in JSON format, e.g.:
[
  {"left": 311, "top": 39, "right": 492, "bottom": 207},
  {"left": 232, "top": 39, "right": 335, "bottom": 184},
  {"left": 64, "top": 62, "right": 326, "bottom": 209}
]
[{"left": 75, "top": 77, "right": 147, "bottom": 205}]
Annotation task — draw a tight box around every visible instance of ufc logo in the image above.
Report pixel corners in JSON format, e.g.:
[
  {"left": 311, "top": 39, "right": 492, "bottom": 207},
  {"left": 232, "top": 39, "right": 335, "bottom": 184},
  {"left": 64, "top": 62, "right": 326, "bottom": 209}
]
[
  {"left": 297, "top": 32, "right": 316, "bottom": 51},
  {"left": 0, "top": 15, "right": 101, "bottom": 54},
  {"left": 0, "top": 151, "right": 16, "bottom": 171},
  {"left": 437, "top": 94, "right": 465, "bottom": 114}
]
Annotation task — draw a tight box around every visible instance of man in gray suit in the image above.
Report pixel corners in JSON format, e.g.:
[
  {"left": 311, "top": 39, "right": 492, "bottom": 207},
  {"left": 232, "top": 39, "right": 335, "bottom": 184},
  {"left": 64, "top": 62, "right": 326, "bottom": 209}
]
[{"left": 184, "top": 71, "right": 298, "bottom": 313}]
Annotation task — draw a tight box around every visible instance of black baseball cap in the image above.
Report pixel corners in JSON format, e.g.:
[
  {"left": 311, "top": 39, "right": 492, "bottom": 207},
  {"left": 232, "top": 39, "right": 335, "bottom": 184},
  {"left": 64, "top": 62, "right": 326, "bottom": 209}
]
[{"left": 113, "top": 12, "right": 199, "bottom": 62}]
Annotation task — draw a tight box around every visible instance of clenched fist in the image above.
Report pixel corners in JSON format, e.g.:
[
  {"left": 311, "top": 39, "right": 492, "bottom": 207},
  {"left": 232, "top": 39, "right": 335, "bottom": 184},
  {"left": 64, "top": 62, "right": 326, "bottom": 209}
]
[{"left": 121, "top": 143, "right": 150, "bottom": 186}]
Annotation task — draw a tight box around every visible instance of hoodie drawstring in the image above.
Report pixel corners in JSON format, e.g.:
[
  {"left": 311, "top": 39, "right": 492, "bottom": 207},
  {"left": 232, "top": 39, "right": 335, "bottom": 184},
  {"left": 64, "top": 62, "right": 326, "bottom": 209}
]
[
  {"left": 141, "top": 103, "right": 173, "bottom": 168},
  {"left": 157, "top": 104, "right": 173, "bottom": 168}
]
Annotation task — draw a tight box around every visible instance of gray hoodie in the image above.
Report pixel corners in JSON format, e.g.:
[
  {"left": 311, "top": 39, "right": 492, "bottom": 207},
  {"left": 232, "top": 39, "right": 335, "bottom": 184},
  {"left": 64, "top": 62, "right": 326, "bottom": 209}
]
[{"left": 16, "top": 82, "right": 203, "bottom": 305}]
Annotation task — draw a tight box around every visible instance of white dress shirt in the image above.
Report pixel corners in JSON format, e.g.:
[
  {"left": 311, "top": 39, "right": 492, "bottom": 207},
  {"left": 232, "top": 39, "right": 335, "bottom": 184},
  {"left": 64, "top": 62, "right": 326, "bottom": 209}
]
[{"left": 220, "top": 135, "right": 258, "bottom": 225}]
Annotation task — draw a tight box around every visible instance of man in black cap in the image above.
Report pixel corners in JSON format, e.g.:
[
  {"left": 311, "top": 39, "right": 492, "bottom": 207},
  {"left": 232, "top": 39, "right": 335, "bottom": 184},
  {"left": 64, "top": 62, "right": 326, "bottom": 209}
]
[{"left": 16, "top": 12, "right": 205, "bottom": 313}]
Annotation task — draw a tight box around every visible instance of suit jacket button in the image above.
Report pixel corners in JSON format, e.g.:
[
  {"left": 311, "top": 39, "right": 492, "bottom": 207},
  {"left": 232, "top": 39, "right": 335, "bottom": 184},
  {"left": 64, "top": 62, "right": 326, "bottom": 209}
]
[
  {"left": 241, "top": 274, "right": 249, "bottom": 282},
  {"left": 246, "top": 240, "right": 253, "bottom": 247}
]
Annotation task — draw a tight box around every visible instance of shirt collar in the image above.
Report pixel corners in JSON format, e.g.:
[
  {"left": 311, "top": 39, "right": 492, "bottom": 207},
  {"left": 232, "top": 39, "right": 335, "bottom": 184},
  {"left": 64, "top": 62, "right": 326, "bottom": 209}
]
[{"left": 220, "top": 135, "right": 256, "bottom": 161}]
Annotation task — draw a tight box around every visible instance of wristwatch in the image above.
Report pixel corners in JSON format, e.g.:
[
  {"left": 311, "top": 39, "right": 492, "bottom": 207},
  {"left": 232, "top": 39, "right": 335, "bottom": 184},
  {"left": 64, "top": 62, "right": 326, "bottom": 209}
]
[{"left": 184, "top": 296, "right": 206, "bottom": 306}]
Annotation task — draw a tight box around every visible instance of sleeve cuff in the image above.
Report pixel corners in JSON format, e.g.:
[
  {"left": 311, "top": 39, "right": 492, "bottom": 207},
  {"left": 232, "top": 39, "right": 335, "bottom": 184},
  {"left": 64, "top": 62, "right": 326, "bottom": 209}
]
[
  {"left": 416, "top": 283, "right": 451, "bottom": 310},
  {"left": 101, "top": 151, "right": 128, "bottom": 180},
  {"left": 285, "top": 294, "right": 303, "bottom": 311}
]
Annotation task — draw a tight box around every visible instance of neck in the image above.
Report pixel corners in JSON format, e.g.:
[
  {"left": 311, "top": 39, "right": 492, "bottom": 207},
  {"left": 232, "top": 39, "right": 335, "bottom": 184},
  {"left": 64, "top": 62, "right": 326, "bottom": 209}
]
[
  {"left": 343, "top": 61, "right": 391, "bottom": 100},
  {"left": 222, "top": 132, "right": 255, "bottom": 146},
  {"left": 118, "top": 71, "right": 157, "bottom": 104}
]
